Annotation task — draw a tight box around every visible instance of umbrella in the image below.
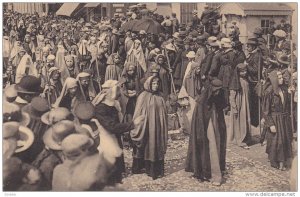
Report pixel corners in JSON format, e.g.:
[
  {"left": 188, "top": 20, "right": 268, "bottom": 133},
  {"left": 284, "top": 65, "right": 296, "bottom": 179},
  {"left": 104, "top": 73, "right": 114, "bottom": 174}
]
[
  {"left": 120, "top": 19, "right": 139, "bottom": 32},
  {"left": 273, "top": 29, "right": 287, "bottom": 38},
  {"left": 132, "top": 18, "right": 164, "bottom": 34}
]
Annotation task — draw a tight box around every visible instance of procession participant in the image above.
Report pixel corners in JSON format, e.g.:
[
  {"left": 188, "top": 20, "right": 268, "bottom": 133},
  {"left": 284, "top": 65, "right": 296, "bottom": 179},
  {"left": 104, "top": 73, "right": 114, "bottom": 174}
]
[
  {"left": 105, "top": 53, "right": 123, "bottom": 81},
  {"left": 125, "top": 31, "right": 134, "bottom": 53},
  {"left": 130, "top": 76, "right": 168, "bottom": 180},
  {"left": 195, "top": 35, "right": 207, "bottom": 66},
  {"left": 232, "top": 41, "right": 246, "bottom": 67},
  {"left": 15, "top": 52, "right": 38, "bottom": 83},
  {"left": 74, "top": 102, "right": 100, "bottom": 152},
  {"left": 14, "top": 75, "right": 42, "bottom": 109},
  {"left": 17, "top": 97, "right": 50, "bottom": 164},
  {"left": 10, "top": 44, "right": 26, "bottom": 69},
  {"left": 155, "top": 54, "right": 172, "bottom": 99},
  {"left": 55, "top": 39, "right": 68, "bottom": 72},
  {"left": 119, "top": 63, "right": 142, "bottom": 124},
  {"left": 273, "top": 29, "right": 288, "bottom": 52},
  {"left": 52, "top": 134, "right": 114, "bottom": 191},
  {"left": 262, "top": 70, "right": 293, "bottom": 171},
  {"left": 60, "top": 54, "right": 80, "bottom": 83},
  {"left": 200, "top": 38, "right": 219, "bottom": 81},
  {"left": 53, "top": 77, "right": 81, "bottom": 111},
  {"left": 191, "top": 10, "right": 200, "bottom": 28},
  {"left": 23, "top": 34, "right": 35, "bottom": 58},
  {"left": 185, "top": 79, "right": 227, "bottom": 186},
  {"left": 171, "top": 13, "right": 179, "bottom": 34},
  {"left": 88, "top": 36, "right": 98, "bottom": 65},
  {"left": 78, "top": 51, "right": 92, "bottom": 72},
  {"left": 93, "top": 80, "right": 145, "bottom": 185},
  {"left": 94, "top": 42, "right": 109, "bottom": 86},
  {"left": 110, "top": 29, "right": 120, "bottom": 54},
  {"left": 228, "top": 21, "right": 240, "bottom": 41},
  {"left": 173, "top": 38, "right": 189, "bottom": 89},
  {"left": 253, "top": 27, "right": 270, "bottom": 61},
  {"left": 32, "top": 120, "right": 75, "bottom": 190},
  {"left": 177, "top": 51, "right": 199, "bottom": 135},
  {"left": 245, "top": 37, "right": 261, "bottom": 127},
  {"left": 40, "top": 54, "right": 56, "bottom": 88},
  {"left": 228, "top": 63, "right": 252, "bottom": 149},
  {"left": 218, "top": 38, "right": 235, "bottom": 113},
  {"left": 277, "top": 54, "right": 292, "bottom": 86},
  {"left": 42, "top": 67, "right": 63, "bottom": 105},
  {"left": 76, "top": 72, "right": 97, "bottom": 101},
  {"left": 126, "top": 39, "right": 147, "bottom": 79}
]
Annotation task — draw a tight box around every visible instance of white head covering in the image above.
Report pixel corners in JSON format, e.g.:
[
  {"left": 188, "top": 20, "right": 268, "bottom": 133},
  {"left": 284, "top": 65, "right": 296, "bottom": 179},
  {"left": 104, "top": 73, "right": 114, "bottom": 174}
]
[
  {"left": 127, "top": 39, "right": 147, "bottom": 72},
  {"left": 53, "top": 77, "right": 78, "bottom": 108},
  {"left": 92, "top": 80, "right": 119, "bottom": 106},
  {"left": 76, "top": 72, "right": 97, "bottom": 100},
  {"left": 15, "top": 54, "right": 38, "bottom": 83}
]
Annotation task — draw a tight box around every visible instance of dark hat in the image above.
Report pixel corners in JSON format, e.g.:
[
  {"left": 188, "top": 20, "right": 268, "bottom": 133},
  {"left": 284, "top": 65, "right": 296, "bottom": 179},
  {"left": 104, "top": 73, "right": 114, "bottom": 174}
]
[
  {"left": 233, "top": 41, "right": 243, "bottom": 48},
  {"left": 211, "top": 79, "right": 223, "bottom": 92},
  {"left": 280, "top": 19, "right": 286, "bottom": 23},
  {"left": 175, "top": 38, "right": 184, "bottom": 46},
  {"left": 179, "top": 31, "right": 186, "bottom": 37},
  {"left": 15, "top": 75, "right": 42, "bottom": 94},
  {"left": 22, "top": 97, "right": 50, "bottom": 118},
  {"left": 246, "top": 38, "right": 258, "bottom": 46},
  {"left": 74, "top": 102, "right": 95, "bottom": 121},
  {"left": 253, "top": 27, "right": 263, "bottom": 35}
]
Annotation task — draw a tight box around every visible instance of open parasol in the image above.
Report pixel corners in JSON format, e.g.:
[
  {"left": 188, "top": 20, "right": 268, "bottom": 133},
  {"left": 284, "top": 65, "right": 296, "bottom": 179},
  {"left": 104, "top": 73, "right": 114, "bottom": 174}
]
[
  {"left": 120, "top": 19, "right": 139, "bottom": 32},
  {"left": 132, "top": 18, "right": 164, "bottom": 34}
]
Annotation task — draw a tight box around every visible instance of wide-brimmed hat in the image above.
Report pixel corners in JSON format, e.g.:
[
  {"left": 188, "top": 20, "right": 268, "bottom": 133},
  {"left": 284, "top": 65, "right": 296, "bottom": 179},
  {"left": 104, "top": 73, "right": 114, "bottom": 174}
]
[
  {"left": 41, "top": 107, "right": 72, "bottom": 125},
  {"left": 43, "top": 120, "right": 75, "bottom": 150},
  {"left": 246, "top": 38, "right": 258, "bottom": 46},
  {"left": 3, "top": 121, "right": 34, "bottom": 153},
  {"left": 4, "top": 85, "right": 18, "bottom": 102},
  {"left": 186, "top": 51, "right": 196, "bottom": 58},
  {"left": 22, "top": 97, "right": 50, "bottom": 119},
  {"left": 172, "top": 32, "right": 180, "bottom": 39},
  {"left": 221, "top": 38, "right": 232, "bottom": 48},
  {"left": 273, "top": 30, "right": 287, "bottom": 38},
  {"left": 277, "top": 54, "right": 290, "bottom": 65},
  {"left": 61, "top": 134, "right": 94, "bottom": 159},
  {"left": 74, "top": 102, "right": 95, "bottom": 121},
  {"left": 211, "top": 79, "right": 223, "bottom": 92},
  {"left": 3, "top": 102, "right": 30, "bottom": 126},
  {"left": 165, "top": 43, "right": 176, "bottom": 51},
  {"left": 15, "top": 75, "right": 42, "bottom": 94},
  {"left": 253, "top": 27, "right": 263, "bottom": 35}
]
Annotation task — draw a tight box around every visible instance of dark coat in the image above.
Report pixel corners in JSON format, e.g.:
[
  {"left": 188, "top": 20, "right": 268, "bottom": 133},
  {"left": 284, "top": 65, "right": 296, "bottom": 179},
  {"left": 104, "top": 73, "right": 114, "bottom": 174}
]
[
  {"left": 208, "top": 50, "right": 222, "bottom": 79},
  {"left": 217, "top": 49, "right": 236, "bottom": 88},
  {"left": 173, "top": 48, "right": 189, "bottom": 87}
]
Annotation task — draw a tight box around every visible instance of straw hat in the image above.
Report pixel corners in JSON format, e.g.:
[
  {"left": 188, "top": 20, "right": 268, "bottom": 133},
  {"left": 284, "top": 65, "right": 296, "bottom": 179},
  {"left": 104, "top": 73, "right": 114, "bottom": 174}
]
[{"left": 186, "top": 51, "right": 196, "bottom": 58}]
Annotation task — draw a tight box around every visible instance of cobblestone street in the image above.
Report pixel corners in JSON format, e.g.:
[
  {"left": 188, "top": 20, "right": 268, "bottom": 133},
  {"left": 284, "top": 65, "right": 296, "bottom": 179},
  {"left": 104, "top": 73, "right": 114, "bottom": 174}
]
[{"left": 121, "top": 117, "right": 294, "bottom": 192}]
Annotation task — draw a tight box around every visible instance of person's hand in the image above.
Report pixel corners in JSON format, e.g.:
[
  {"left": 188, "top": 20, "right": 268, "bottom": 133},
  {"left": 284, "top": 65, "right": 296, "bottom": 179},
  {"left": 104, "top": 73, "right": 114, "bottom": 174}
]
[
  {"left": 133, "top": 115, "right": 145, "bottom": 127},
  {"left": 270, "top": 125, "right": 276, "bottom": 133},
  {"left": 201, "top": 75, "right": 206, "bottom": 80},
  {"left": 168, "top": 68, "right": 173, "bottom": 73},
  {"left": 26, "top": 169, "right": 41, "bottom": 184}
]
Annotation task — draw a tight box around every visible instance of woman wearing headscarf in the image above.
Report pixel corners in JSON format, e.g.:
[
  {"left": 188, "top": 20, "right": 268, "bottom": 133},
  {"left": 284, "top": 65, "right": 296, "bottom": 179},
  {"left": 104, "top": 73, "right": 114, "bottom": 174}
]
[
  {"left": 185, "top": 79, "right": 227, "bottom": 186},
  {"left": 53, "top": 77, "right": 81, "bottom": 111},
  {"left": 155, "top": 54, "right": 172, "bottom": 100},
  {"left": 42, "top": 67, "right": 63, "bottom": 105},
  {"left": 60, "top": 54, "right": 80, "bottom": 84},
  {"left": 55, "top": 40, "right": 67, "bottom": 72},
  {"left": 15, "top": 53, "right": 38, "bottom": 83},
  {"left": 130, "top": 76, "right": 168, "bottom": 180},
  {"left": 126, "top": 39, "right": 147, "bottom": 79},
  {"left": 228, "top": 63, "right": 252, "bottom": 149},
  {"left": 105, "top": 53, "right": 122, "bottom": 81},
  {"left": 93, "top": 80, "right": 145, "bottom": 185},
  {"left": 262, "top": 70, "right": 293, "bottom": 171}
]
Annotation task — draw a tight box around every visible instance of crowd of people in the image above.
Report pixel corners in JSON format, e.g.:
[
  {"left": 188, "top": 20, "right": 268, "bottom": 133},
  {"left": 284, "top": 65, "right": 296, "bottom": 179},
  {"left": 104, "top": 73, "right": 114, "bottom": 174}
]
[{"left": 3, "top": 3, "right": 297, "bottom": 191}]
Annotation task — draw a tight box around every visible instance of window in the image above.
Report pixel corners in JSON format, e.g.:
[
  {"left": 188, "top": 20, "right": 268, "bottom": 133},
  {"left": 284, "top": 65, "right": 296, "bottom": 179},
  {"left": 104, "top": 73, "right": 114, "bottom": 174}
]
[
  {"left": 180, "top": 3, "right": 197, "bottom": 24},
  {"left": 261, "top": 19, "right": 270, "bottom": 35}
]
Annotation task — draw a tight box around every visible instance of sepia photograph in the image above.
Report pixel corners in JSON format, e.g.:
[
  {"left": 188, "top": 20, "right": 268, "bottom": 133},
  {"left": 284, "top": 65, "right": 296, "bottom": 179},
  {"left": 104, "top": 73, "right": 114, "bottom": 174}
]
[{"left": 2, "top": 1, "right": 298, "bottom": 193}]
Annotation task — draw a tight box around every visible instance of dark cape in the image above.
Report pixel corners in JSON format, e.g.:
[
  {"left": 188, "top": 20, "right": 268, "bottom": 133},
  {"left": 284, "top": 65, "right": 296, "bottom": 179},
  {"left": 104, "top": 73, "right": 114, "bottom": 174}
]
[
  {"left": 185, "top": 83, "right": 227, "bottom": 182},
  {"left": 130, "top": 76, "right": 168, "bottom": 179}
]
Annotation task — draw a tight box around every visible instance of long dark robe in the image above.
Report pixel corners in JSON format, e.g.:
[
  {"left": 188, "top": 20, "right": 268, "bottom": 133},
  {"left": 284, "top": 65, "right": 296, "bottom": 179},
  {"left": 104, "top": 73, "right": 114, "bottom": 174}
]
[
  {"left": 130, "top": 83, "right": 168, "bottom": 179},
  {"left": 185, "top": 84, "right": 227, "bottom": 182},
  {"left": 173, "top": 48, "right": 189, "bottom": 88},
  {"left": 262, "top": 86, "right": 293, "bottom": 167},
  {"left": 95, "top": 103, "right": 134, "bottom": 184}
]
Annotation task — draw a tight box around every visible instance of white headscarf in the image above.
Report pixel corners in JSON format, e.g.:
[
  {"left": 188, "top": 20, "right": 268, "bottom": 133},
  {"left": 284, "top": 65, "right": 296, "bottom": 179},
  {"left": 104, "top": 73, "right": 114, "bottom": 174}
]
[
  {"left": 76, "top": 72, "right": 97, "bottom": 100},
  {"left": 127, "top": 39, "right": 147, "bottom": 72},
  {"left": 15, "top": 54, "right": 38, "bottom": 83},
  {"left": 53, "top": 77, "right": 78, "bottom": 108}
]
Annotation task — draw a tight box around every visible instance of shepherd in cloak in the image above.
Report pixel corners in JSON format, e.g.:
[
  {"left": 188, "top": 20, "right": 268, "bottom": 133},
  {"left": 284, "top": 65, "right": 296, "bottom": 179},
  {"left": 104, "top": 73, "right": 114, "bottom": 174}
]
[
  {"left": 130, "top": 76, "right": 168, "bottom": 180},
  {"left": 185, "top": 79, "right": 227, "bottom": 186},
  {"left": 126, "top": 39, "right": 147, "bottom": 79}
]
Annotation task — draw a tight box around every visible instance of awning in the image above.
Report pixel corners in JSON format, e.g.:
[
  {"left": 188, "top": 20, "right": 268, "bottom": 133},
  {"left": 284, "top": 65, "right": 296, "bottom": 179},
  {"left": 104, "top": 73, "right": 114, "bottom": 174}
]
[
  {"left": 244, "top": 10, "right": 293, "bottom": 16},
  {"left": 56, "top": 3, "right": 80, "bottom": 16},
  {"left": 84, "top": 3, "right": 100, "bottom": 8}
]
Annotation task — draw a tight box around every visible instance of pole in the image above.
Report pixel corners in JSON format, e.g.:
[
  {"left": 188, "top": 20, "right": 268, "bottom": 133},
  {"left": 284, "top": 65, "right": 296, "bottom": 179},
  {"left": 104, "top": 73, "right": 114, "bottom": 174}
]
[
  {"left": 164, "top": 48, "right": 176, "bottom": 94},
  {"left": 289, "top": 14, "right": 295, "bottom": 135}
]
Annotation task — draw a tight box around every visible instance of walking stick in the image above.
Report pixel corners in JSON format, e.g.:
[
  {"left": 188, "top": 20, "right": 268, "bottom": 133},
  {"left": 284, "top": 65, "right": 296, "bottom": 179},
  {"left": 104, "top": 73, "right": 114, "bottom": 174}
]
[
  {"left": 164, "top": 48, "right": 176, "bottom": 94},
  {"left": 258, "top": 48, "right": 262, "bottom": 137},
  {"left": 44, "top": 60, "right": 52, "bottom": 108},
  {"left": 95, "top": 56, "right": 102, "bottom": 92},
  {"left": 78, "top": 81, "right": 87, "bottom": 102}
]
